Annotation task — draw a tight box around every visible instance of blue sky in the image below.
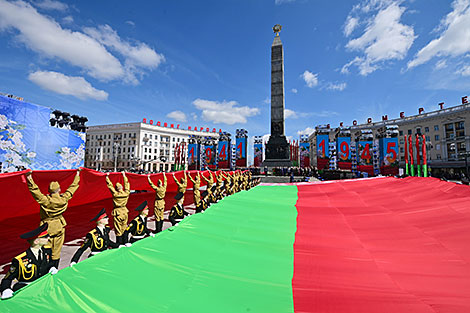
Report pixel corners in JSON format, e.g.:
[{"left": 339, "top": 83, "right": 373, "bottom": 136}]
[{"left": 1, "top": 0, "right": 470, "bottom": 161}]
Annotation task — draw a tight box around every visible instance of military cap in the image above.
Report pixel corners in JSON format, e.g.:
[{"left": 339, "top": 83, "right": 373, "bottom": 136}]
[
  {"left": 174, "top": 192, "right": 184, "bottom": 200},
  {"left": 20, "top": 223, "right": 49, "bottom": 240},
  {"left": 201, "top": 190, "right": 209, "bottom": 198},
  {"left": 135, "top": 200, "right": 148, "bottom": 211},
  {"left": 91, "top": 208, "right": 108, "bottom": 222}
]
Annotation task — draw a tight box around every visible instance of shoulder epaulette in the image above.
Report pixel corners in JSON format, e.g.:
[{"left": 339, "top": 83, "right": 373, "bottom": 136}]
[{"left": 14, "top": 252, "right": 27, "bottom": 260}]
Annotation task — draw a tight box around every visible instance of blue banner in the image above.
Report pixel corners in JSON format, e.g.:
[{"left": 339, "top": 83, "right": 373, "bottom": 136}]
[
  {"left": 254, "top": 143, "right": 263, "bottom": 167},
  {"left": 337, "top": 137, "right": 351, "bottom": 162},
  {"left": 299, "top": 142, "right": 310, "bottom": 168},
  {"left": 217, "top": 140, "right": 229, "bottom": 168},
  {"left": 357, "top": 140, "right": 373, "bottom": 166},
  {"left": 204, "top": 145, "right": 216, "bottom": 169},
  {"left": 379, "top": 137, "right": 399, "bottom": 167},
  {"left": 0, "top": 95, "right": 85, "bottom": 172},
  {"left": 187, "top": 143, "right": 199, "bottom": 169},
  {"left": 235, "top": 137, "right": 247, "bottom": 167},
  {"left": 316, "top": 134, "right": 329, "bottom": 159}
]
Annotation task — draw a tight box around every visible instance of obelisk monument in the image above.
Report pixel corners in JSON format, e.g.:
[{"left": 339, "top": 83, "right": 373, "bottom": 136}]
[{"left": 264, "top": 24, "right": 291, "bottom": 167}]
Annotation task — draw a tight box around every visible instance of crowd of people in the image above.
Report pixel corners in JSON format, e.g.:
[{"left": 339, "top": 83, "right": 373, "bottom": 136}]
[{"left": 0, "top": 169, "right": 259, "bottom": 299}]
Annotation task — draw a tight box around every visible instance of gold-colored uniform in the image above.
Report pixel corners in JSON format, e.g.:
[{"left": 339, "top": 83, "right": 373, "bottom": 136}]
[
  {"left": 106, "top": 175, "right": 130, "bottom": 237},
  {"left": 173, "top": 173, "right": 188, "bottom": 201},
  {"left": 188, "top": 174, "right": 201, "bottom": 207},
  {"left": 148, "top": 175, "right": 167, "bottom": 221},
  {"left": 27, "top": 174, "right": 80, "bottom": 260},
  {"left": 202, "top": 173, "right": 215, "bottom": 199}
]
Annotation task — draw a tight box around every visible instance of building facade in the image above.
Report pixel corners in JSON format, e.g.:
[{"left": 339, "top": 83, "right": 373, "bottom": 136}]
[
  {"left": 85, "top": 122, "right": 219, "bottom": 172},
  {"left": 309, "top": 102, "right": 470, "bottom": 176}
]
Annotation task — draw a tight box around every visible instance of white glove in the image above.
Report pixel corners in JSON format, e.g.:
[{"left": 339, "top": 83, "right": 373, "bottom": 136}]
[
  {"left": 70, "top": 262, "right": 76, "bottom": 267},
  {"left": 150, "top": 233, "right": 155, "bottom": 237},
  {"left": 49, "top": 267, "right": 58, "bottom": 275},
  {"left": 1, "top": 288, "right": 13, "bottom": 299},
  {"left": 118, "top": 245, "right": 125, "bottom": 249},
  {"left": 125, "top": 243, "right": 132, "bottom": 247}
]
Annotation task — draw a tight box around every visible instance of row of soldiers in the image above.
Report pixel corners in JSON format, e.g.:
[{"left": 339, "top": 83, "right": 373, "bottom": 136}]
[{"left": 0, "top": 169, "right": 259, "bottom": 299}]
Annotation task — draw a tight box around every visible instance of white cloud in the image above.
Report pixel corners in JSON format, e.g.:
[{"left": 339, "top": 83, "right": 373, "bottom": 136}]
[
  {"left": 325, "top": 82, "right": 347, "bottom": 91},
  {"left": 284, "top": 108, "right": 298, "bottom": 119},
  {"left": 166, "top": 110, "right": 187, "bottom": 122},
  {"left": 344, "top": 16, "right": 359, "bottom": 37},
  {"left": 83, "top": 24, "right": 165, "bottom": 84},
  {"left": 192, "top": 98, "right": 260, "bottom": 125},
  {"left": 302, "top": 70, "right": 319, "bottom": 87},
  {"left": 62, "top": 15, "right": 73, "bottom": 24},
  {"left": 28, "top": 70, "right": 108, "bottom": 100},
  {"left": 32, "top": 0, "right": 67, "bottom": 11},
  {"left": 297, "top": 127, "right": 315, "bottom": 136},
  {"left": 0, "top": 0, "right": 163, "bottom": 84},
  {"left": 275, "top": 0, "right": 295, "bottom": 4},
  {"left": 457, "top": 64, "right": 470, "bottom": 76},
  {"left": 0, "top": 0, "right": 122, "bottom": 80},
  {"left": 408, "top": 0, "right": 470, "bottom": 69},
  {"left": 291, "top": 88, "right": 298, "bottom": 94},
  {"left": 343, "top": 1, "right": 415, "bottom": 75},
  {"left": 263, "top": 97, "right": 271, "bottom": 104},
  {"left": 435, "top": 59, "right": 448, "bottom": 70},
  {"left": 190, "top": 112, "right": 198, "bottom": 120},
  {"left": 125, "top": 20, "right": 135, "bottom": 27},
  {"left": 311, "top": 110, "right": 339, "bottom": 117}
]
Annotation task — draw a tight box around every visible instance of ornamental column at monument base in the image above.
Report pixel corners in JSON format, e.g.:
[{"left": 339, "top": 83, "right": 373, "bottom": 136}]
[{"left": 263, "top": 24, "right": 292, "bottom": 169}]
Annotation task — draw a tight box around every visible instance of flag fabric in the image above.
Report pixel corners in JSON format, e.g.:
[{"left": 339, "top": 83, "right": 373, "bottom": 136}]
[{"left": 1, "top": 177, "right": 470, "bottom": 312}]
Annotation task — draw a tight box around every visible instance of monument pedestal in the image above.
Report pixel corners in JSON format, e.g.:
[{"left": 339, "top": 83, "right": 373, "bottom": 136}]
[{"left": 263, "top": 134, "right": 291, "bottom": 169}]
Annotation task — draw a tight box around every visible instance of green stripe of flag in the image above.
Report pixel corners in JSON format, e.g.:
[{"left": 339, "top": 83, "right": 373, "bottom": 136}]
[{"left": 0, "top": 185, "right": 298, "bottom": 313}]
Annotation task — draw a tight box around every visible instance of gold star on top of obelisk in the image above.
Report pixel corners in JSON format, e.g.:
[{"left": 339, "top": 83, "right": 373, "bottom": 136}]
[{"left": 273, "top": 24, "right": 282, "bottom": 36}]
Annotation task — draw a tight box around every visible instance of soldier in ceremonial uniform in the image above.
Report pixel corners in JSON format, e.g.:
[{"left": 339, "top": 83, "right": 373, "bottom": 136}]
[
  {"left": 106, "top": 171, "right": 131, "bottom": 245},
  {"left": 201, "top": 171, "right": 215, "bottom": 199},
  {"left": 209, "top": 186, "right": 217, "bottom": 203},
  {"left": 221, "top": 172, "right": 233, "bottom": 196},
  {"left": 172, "top": 171, "right": 188, "bottom": 202},
  {"left": 215, "top": 172, "right": 224, "bottom": 200},
  {"left": 123, "top": 201, "right": 154, "bottom": 243},
  {"left": 26, "top": 169, "right": 81, "bottom": 268},
  {"left": 196, "top": 190, "right": 209, "bottom": 213},
  {"left": 188, "top": 172, "right": 201, "bottom": 210},
  {"left": 1, "top": 223, "right": 57, "bottom": 299},
  {"left": 169, "top": 192, "right": 189, "bottom": 225},
  {"left": 148, "top": 173, "right": 167, "bottom": 233},
  {"left": 70, "top": 209, "right": 119, "bottom": 266}
]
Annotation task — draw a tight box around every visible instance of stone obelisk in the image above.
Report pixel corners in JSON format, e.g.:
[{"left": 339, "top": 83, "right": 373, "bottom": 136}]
[{"left": 264, "top": 24, "right": 291, "bottom": 167}]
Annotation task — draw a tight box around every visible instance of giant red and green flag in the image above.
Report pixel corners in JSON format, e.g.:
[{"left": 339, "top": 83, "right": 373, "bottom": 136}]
[{"left": 1, "top": 177, "right": 470, "bottom": 312}]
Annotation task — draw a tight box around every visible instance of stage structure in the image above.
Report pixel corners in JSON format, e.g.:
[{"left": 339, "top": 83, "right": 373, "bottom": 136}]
[
  {"left": 188, "top": 136, "right": 201, "bottom": 170},
  {"left": 202, "top": 137, "right": 217, "bottom": 170},
  {"left": 354, "top": 129, "right": 374, "bottom": 176},
  {"left": 377, "top": 125, "right": 399, "bottom": 175},
  {"left": 299, "top": 135, "right": 310, "bottom": 168},
  {"left": 253, "top": 136, "right": 264, "bottom": 167},
  {"left": 235, "top": 129, "right": 247, "bottom": 167},
  {"left": 217, "top": 132, "right": 231, "bottom": 169},
  {"left": 335, "top": 128, "right": 351, "bottom": 170},
  {"left": 316, "top": 125, "right": 331, "bottom": 170},
  {"left": 0, "top": 95, "right": 86, "bottom": 172}
]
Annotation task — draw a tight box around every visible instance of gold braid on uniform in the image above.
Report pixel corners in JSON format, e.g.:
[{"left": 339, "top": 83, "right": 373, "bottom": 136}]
[
  {"left": 91, "top": 232, "right": 104, "bottom": 249},
  {"left": 175, "top": 206, "right": 183, "bottom": 215},
  {"left": 19, "top": 259, "right": 36, "bottom": 280},
  {"left": 136, "top": 220, "right": 144, "bottom": 234}
]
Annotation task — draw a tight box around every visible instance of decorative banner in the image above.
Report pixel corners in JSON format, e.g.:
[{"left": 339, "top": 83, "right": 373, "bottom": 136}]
[
  {"left": 357, "top": 140, "right": 373, "bottom": 166},
  {"left": 254, "top": 143, "right": 263, "bottom": 167},
  {"left": 316, "top": 134, "right": 329, "bottom": 169},
  {"left": 336, "top": 137, "right": 351, "bottom": 170},
  {"left": 187, "top": 143, "right": 199, "bottom": 170},
  {"left": 217, "top": 140, "right": 229, "bottom": 169},
  {"left": 299, "top": 142, "right": 310, "bottom": 168},
  {"left": 379, "top": 137, "right": 399, "bottom": 175},
  {"left": 235, "top": 137, "right": 247, "bottom": 167},
  {"left": 0, "top": 95, "right": 85, "bottom": 172},
  {"left": 204, "top": 144, "right": 216, "bottom": 169}
]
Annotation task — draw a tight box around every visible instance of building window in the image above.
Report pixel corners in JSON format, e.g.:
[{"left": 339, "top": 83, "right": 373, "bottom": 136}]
[
  {"left": 455, "top": 121, "right": 465, "bottom": 138},
  {"left": 425, "top": 136, "right": 430, "bottom": 141},
  {"left": 399, "top": 130, "right": 403, "bottom": 136},
  {"left": 154, "top": 149, "right": 158, "bottom": 153},
  {"left": 436, "top": 144, "right": 440, "bottom": 150},
  {"left": 145, "top": 133, "right": 147, "bottom": 138},
  {"left": 124, "top": 133, "right": 126, "bottom": 138},
  {"left": 434, "top": 125, "right": 439, "bottom": 131},
  {"left": 144, "top": 148, "right": 147, "bottom": 153},
  {"left": 425, "top": 127, "right": 429, "bottom": 133},
  {"left": 416, "top": 128, "right": 421, "bottom": 134},
  {"left": 407, "top": 129, "right": 412, "bottom": 135},
  {"left": 149, "top": 134, "right": 152, "bottom": 139},
  {"left": 177, "top": 138, "right": 180, "bottom": 142},
  {"left": 435, "top": 135, "right": 439, "bottom": 141},
  {"left": 172, "top": 137, "right": 175, "bottom": 142},
  {"left": 400, "top": 147, "right": 404, "bottom": 153},
  {"left": 436, "top": 154, "right": 441, "bottom": 160},
  {"left": 399, "top": 139, "right": 404, "bottom": 144}
]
